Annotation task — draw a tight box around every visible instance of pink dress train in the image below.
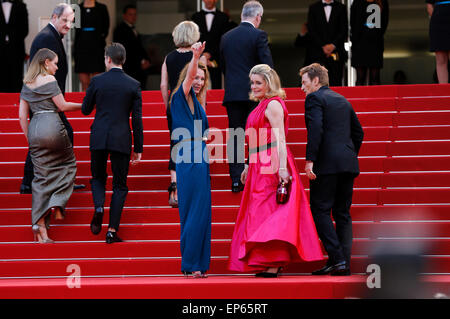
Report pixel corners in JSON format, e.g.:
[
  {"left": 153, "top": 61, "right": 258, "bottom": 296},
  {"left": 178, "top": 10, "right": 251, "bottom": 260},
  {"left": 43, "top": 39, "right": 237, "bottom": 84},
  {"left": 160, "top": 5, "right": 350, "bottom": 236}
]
[{"left": 228, "top": 97, "right": 323, "bottom": 272}]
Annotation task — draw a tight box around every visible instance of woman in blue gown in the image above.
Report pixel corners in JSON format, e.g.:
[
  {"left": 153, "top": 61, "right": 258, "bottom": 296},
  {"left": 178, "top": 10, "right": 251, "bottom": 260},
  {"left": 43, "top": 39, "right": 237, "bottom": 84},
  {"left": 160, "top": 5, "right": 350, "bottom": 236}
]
[{"left": 170, "top": 42, "right": 211, "bottom": 278}]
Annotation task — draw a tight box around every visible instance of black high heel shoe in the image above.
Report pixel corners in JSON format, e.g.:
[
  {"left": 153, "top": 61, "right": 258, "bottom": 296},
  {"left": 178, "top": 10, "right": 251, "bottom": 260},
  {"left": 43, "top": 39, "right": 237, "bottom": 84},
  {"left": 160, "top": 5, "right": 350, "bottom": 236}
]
[
  {"left": 168, "top": 182, "right": 178, "bottom": 208},
  {"left": 255, "top": 267, "right": 283, "bottom": 278}
]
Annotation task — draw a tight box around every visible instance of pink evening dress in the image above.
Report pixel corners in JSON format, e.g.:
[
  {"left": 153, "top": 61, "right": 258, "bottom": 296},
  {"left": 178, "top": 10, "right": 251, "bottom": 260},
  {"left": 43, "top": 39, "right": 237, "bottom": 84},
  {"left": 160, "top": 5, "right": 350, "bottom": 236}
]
[{"left": 228, "top": 96, "right": 324, "bottom": 272}]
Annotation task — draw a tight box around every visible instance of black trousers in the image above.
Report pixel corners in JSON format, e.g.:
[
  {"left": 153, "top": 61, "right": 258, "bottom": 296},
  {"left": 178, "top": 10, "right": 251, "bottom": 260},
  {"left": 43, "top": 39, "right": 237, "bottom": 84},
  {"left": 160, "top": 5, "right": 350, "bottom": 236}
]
[
  {"left": 309, "top": 173, "right": 355, "bottom": 266},
  {"left": 90, "top": 149, "right": 130, "bottom": 231},
  {"left": 225, "top": 101, "right": 258, "bottom": 183},
  {"left": 22, "top": 112, "right": 74, "bottom": 186},
  {"left": 0, "top": 43, "right": 24, "bottom": 93},
  {"left": 323, "top": 59, "right": 344, "bottom": 87},
  {"left": 209, "top": 67, "right": 222, "bottom": 89}
]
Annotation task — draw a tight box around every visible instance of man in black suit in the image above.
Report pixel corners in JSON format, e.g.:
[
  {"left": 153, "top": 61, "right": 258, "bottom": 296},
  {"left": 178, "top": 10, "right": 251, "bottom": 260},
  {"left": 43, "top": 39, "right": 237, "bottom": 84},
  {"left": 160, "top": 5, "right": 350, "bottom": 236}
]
[
  {"left": 300, "top": 63, "right": 364, "bottom": 276},
  {"left": 191, "top": 0, "right": 231, "bottom": 89},
  {"left": 306, "top": 0, "right": 348, "bottom": 86},
  {"left": 113, "top": 4, "right": 150, "bottom": 89},
  {"left": 220, "top": 0, "right": 273, "bottom": 192},
  {"left": 0, "top": 0, "right": 28, "bottom": 93},
  {"left": 20, "top": 4, "right": 85, "bottom": 193},
  {"left": 82, "top": 43, "right": 143, "bottom": 244}
]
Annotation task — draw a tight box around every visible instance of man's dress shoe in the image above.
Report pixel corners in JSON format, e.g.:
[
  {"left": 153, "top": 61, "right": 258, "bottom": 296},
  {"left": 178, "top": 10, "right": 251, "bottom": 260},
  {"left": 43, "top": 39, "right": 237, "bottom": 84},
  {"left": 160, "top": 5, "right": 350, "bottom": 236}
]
[
  {"left": 330, "top": 262, "right": 351, "bottom": 276},
  {"left": 106, "top": 231, "right": 123, "bottom": 244},
  {"left": 312, "top": 261, "right": 349, "bottom": 276},
  {"left": 90, "top": 207, "right": 104, "bottom": 235},
  {"left": 19, "top": 184, "right": 32, "bottom": 194},
  {"left": 231, "top": 181, "right": 244, "bottom": 193}
]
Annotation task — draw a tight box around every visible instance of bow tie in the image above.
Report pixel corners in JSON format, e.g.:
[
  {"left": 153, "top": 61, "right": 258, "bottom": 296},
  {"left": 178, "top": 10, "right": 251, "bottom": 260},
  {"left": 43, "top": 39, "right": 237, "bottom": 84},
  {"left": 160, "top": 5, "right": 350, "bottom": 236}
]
[
  {"left": 322, "top": 2, "right": 333, "bottom": 6},
  {"left": 202, "top": 10, "right": 216, "bottom": 15}
]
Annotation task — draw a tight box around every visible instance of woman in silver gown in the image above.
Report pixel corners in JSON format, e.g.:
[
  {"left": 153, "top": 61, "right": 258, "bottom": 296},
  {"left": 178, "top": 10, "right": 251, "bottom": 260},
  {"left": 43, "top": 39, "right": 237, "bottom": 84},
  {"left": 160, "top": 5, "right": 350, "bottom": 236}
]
[{"left": 19, "top": 48, "right": 82, "bottom": 243}]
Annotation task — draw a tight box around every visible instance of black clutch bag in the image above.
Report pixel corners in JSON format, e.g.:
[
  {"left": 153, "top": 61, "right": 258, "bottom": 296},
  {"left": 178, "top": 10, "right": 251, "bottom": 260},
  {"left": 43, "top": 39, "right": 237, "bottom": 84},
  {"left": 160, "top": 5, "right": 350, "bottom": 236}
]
[{"left": 276, "top": 181, "right": 290, "bottom": 204}]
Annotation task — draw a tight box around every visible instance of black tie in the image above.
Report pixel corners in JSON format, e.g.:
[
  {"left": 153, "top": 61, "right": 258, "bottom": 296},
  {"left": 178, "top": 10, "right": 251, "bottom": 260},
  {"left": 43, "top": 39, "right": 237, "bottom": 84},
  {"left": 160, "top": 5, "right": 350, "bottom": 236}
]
[
  {"left": 202, "top": 10, "right": 216, "bottom": 16},
  {"left": 323, "top": 2, "right": 333, "bottom": 7}
]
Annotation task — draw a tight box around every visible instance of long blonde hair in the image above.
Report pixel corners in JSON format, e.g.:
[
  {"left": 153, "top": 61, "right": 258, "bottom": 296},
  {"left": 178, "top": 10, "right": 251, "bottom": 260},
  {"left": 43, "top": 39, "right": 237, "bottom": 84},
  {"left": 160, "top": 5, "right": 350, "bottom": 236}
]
[
  {"left": 23, "top": 48, "right": 57, "bottom": 84},
  {"left": 249, "top": 64, "right": 286, "bottom": 101},
  {"left": 170, "top": 62, "right": 210, "bottom": 107}
]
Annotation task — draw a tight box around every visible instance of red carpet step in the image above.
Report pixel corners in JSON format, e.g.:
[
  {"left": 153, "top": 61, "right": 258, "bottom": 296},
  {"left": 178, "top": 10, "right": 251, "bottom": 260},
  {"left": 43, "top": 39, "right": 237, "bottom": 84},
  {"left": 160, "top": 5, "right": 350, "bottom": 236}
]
[{"left": 0, "top": 84, "right": 449, "bottom": 298}]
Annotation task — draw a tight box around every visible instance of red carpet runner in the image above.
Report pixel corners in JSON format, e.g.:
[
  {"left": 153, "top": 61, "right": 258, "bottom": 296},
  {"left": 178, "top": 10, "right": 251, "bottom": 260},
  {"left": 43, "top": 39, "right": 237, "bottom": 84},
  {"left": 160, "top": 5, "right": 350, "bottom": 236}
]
[{"left": 0, "top": 84, "right": 449, "bottom": 298}]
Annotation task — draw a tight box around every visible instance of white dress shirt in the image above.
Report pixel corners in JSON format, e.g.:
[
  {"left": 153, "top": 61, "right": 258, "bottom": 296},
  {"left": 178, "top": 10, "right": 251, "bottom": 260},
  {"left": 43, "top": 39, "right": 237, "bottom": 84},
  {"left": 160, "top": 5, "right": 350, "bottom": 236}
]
[
  {"left": 203, "top": 8, "right": 216, "bottom": 32},
  {"left": 1, "top": 1, "right": 12, "bottom": 24},
  {"left": 2, "top": 1, "right": 12, "bottom": 41},
  {"left": 322, "top": 0, "right": 334, "bottom": 23}
]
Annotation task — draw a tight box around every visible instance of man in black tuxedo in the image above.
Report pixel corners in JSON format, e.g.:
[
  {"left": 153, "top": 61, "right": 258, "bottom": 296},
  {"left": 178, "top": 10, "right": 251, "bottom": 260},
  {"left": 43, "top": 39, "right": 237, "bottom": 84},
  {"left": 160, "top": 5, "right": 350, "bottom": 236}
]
[
  {"left": 220, "top": 0, "right": 273, "bottom": 192},
  {"left": 191, "top": 0, "right": 231, "bottom": 89},
  {"left": 82, "top": 43, "right": 143, "bottom": 244},
  {"left": 0, "top": 0, "right": 28, "bottom": 93},
  {"left": 113, "top": 4, "right": 150, "bottom": 89},
  {"left": 300, "top": 63, "right": 364, "bottom": 276},
  {"left": 20, "top": 4, "right": 85, "bottom": 193},
  {"left": 306, "top": 0, "right": 348, "bottom": 86}
]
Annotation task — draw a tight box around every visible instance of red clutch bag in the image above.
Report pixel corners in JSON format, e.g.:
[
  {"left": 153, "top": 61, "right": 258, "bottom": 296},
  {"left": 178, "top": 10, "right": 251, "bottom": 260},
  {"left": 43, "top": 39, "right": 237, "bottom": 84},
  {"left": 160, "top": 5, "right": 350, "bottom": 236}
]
[{"left": 276, "top": 181, "right": 290, "bottom": 204}]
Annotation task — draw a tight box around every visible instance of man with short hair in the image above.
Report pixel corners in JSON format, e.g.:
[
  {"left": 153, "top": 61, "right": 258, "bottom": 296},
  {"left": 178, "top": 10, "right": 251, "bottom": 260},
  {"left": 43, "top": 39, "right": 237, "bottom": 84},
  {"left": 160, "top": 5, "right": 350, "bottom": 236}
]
[
  {"left": 220, "top": 0, "right": 273, "bottom": 192},
  {"left": 191, "top": 0, "right": 231, "bottom": 89},
  {"left": 300, "top": 63, "right": 364, "bottom": 276},
  {"left": 82, "top": 42, "right": 144, "bottom": 244},
  {"left": 306, "top": 0, "right": 348, "bottom": 86},
  {"left": 113, "top": 4, "right": 151, "bottom": 89},
  {"left": 20, "top": 3, "right": 85, "bottom": 194}
]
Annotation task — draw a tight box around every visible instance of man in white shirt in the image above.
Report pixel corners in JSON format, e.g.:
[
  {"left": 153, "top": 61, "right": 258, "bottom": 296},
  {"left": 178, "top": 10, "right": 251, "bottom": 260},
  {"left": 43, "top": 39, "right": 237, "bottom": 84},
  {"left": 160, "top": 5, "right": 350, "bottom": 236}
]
[
  {"left": 113, "top": 5, "right": 151, "bottom": 89},
  {"left": 0, "top": 0, "right": 28, "bottom": 93},
  {"left": 306, "top": 0, "right": 348, "bottom": 86},
  {"left": 191, "top": 0, "right": 232, "bottom": 89}
]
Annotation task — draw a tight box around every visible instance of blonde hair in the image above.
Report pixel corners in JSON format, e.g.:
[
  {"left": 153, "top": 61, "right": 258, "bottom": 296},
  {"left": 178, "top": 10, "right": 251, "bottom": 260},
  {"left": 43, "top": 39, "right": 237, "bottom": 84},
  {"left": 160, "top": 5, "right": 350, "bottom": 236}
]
[
  {"left": 23, "top": 48, "right": 57, "bottom": 84},
  {"left": 172, "top": 21, "right": 200, "bottom": 48},
  {"left": 249, "top": 64, "right": 286, "bottom": 101},
  {"left": 299, "top": 63, "right": 329, "bottom": 86},
  {"left": 170, "top": 62, "right": 210, "bottom": 107}
]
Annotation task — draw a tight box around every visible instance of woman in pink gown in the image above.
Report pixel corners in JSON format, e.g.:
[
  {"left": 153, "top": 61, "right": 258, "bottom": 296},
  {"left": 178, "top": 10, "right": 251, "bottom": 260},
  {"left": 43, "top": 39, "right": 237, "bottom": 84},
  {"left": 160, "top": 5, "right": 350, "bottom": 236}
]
[{"left": 228, "top": 64, "right": 323, "bottom": 277}]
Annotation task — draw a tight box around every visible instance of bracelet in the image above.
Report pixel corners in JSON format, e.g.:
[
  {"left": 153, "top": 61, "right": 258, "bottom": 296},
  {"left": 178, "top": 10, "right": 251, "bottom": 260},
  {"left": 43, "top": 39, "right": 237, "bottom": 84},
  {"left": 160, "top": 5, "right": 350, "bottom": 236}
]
[{"left": 279, "top": 168, "right": 287, "bottom": 171}]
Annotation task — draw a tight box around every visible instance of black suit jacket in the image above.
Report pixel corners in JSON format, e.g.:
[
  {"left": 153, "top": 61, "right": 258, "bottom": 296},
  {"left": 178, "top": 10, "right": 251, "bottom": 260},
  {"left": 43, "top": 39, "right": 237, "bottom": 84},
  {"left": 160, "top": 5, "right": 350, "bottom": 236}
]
[
  {"left": 304, "top": 86, "right": 364, "bottom": 175},
  {"left": 113, "top": 21, "right": 149, "bottom": 80},
  {"left": 81, "top": 68, "right": 144, "bottom": 155},
  {"left": 307, "top": 1, "right": 348, "bottom": 64},
  {"left": 191, "top": 9, "right": 231, "bottom": 64},
  {"left": 220, "top": 22, "right": 273, "bottom": 104},
  {"left": 0, "top": 1, "right": 28, "bottom": 60},
  {"left": 30, "top": 24, "right": 68, "bottom": 94}
]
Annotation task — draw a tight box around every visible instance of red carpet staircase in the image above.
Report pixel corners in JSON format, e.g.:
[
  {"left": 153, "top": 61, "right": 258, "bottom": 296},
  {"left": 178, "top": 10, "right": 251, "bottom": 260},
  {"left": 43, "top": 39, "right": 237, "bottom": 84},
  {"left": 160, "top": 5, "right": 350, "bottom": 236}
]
[{"left": 0, "top": 84, "right": 450, "bottom": 298}]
